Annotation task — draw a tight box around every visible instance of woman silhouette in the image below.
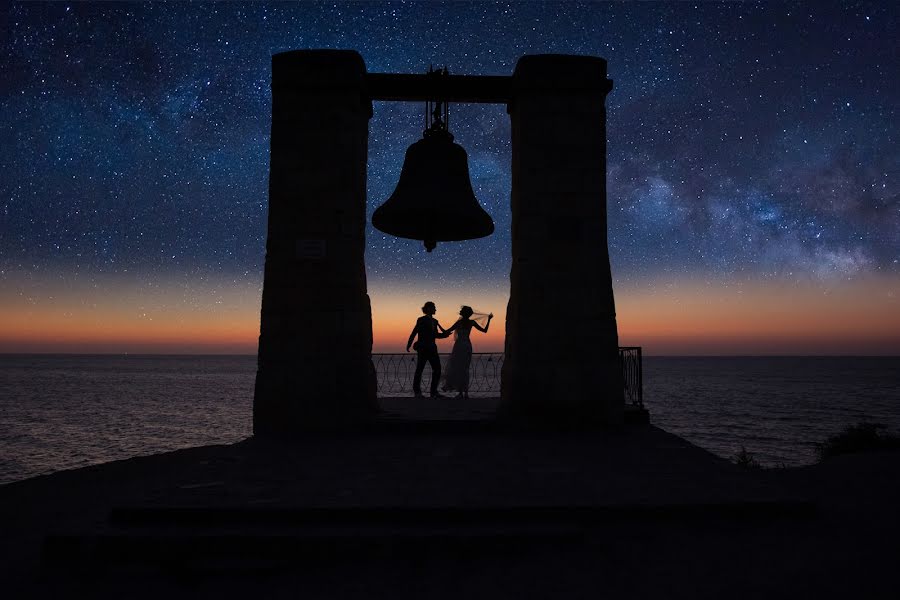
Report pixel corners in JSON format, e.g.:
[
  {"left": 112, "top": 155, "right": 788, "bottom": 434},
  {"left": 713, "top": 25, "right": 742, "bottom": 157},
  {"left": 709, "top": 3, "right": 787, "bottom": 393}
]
[{"left": 441, "top": 306, "right": 492, "bottom": 399}]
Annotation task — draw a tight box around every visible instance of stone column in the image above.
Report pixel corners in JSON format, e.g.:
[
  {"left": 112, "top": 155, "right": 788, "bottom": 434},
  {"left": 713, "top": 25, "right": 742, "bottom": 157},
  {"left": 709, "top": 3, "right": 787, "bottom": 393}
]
[
  {"left": 254, "top": 50, "right": 377, "bottom": 434},
  {"left": 501, "top": 55, "right": 623, "bottom": 427}
]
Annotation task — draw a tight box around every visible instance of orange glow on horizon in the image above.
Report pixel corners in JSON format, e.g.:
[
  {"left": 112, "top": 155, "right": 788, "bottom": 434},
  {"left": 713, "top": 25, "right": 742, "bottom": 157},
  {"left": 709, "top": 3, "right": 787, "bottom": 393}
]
[
  {"left": 1, "top": 273, "right": 897, "bottom": 355},
  {"left": 615, "top": 276, "right": 900, "bottom": 355},
  {"left": 0, "top": 306, "right": 260, "bottom": 354}
]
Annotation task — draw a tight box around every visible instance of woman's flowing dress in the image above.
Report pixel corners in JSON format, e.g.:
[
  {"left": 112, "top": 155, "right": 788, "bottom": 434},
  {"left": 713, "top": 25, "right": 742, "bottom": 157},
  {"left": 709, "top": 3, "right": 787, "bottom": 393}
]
[{"left": 442, "top": 324, "right": 472, "bottom": 393}]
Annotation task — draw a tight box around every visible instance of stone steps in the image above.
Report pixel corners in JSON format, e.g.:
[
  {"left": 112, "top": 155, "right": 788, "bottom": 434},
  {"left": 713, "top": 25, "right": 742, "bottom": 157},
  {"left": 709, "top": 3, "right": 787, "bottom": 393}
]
[{"left": 43, "top": 502, "right": 813, "bottom": 571}]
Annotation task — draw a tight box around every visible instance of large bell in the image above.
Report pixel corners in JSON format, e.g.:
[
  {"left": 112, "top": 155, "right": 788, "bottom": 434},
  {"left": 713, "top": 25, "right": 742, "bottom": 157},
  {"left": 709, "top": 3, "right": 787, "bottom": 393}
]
[{"left": 372, "top": 128, "right": 494, "bottom": 252}]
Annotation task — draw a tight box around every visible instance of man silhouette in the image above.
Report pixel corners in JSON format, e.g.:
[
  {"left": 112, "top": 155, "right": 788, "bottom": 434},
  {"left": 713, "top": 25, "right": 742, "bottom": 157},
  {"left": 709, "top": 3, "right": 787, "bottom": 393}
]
[{"left": 406, "top": 301, "right": 448, "bottom": 398}]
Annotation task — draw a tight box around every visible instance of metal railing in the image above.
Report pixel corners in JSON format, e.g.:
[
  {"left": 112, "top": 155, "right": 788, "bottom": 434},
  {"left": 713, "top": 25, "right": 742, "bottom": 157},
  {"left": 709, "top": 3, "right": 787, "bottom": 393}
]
[
  {"left": 373, "top": 353, "right": 503, "bottom": 398},
  {"left": 373, "top": 347, "right": 643, "bottom": 407}
]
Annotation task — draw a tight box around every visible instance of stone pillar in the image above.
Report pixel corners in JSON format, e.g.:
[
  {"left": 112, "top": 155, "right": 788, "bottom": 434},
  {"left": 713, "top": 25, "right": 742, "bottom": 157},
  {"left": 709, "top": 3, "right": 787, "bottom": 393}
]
[
  {"left": 501, "top": 55, "right": 623, "bottom": 427},
  {"left": 254, "top": 50, "right": 377, "bottom": 434}
]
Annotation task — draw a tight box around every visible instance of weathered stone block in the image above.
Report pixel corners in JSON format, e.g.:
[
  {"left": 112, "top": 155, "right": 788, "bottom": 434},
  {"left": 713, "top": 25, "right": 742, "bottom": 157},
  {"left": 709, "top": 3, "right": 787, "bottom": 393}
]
[
  {"left": 502, "top": 54, "right": 622, "bottom": 428},
  {"left": 255, "top": 50, "right": 377, "bottom": 433}
]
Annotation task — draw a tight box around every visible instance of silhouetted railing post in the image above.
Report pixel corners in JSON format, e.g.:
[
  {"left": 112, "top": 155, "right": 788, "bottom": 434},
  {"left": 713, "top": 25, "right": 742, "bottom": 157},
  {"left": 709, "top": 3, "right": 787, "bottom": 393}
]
[
  {"left": 636, "top": 347, "right": 643, "bottom": 407},
  {"left": 617, "top": 347, "right": 643, "bottom": 408}
]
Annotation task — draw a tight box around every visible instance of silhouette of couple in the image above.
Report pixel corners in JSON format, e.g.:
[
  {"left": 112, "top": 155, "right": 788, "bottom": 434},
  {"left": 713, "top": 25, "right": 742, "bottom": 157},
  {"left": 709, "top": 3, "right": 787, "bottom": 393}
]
[{"left": 406, "top": 301, "right": 493, "bottom": 399}]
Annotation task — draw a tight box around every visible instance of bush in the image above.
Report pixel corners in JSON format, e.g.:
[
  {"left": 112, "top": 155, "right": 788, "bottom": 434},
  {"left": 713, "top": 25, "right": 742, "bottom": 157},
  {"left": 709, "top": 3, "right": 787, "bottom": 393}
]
[
  {"left": 817, "top": 423, "right": 900, "bottom": 462},
  {"left": 732, "top": 446, "right": 762, "bottom": 469}
]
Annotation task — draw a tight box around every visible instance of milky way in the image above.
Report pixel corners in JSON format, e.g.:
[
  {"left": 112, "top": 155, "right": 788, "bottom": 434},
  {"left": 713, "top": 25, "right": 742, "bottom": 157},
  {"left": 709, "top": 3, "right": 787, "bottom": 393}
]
[{"left": 2, "top": 1, "right": 897, "bottom": 304}]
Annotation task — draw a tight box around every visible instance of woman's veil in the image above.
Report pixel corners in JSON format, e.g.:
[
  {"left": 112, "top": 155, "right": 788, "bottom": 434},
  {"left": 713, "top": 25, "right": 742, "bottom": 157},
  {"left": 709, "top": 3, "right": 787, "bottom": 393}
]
[
  {"left": 451, "top": 306, "right": 491, "bottom": 340},
  {"left": 469, "top": 309, "right": 491, "bottom": 328}
]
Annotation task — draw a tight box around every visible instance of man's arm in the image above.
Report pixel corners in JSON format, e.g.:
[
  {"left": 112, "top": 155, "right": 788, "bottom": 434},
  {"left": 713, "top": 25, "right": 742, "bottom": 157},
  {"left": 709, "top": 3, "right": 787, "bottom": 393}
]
[
  {"left": 436, "top": 320, "right": 454, "bottom": 339},
  {"left": 406, "top": 323, "right": 418, "bottom": 352}
]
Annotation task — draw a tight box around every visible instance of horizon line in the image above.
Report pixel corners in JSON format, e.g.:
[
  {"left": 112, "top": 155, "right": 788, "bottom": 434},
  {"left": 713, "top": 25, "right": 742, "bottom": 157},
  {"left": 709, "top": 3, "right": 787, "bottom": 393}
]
[{"left": 1, "top": 352, "right": 897, "bottom": 358}]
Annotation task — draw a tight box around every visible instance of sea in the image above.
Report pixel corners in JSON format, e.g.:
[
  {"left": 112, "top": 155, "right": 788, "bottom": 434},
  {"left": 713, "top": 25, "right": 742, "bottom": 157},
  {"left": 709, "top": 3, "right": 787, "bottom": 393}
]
[{"left": 1, "top": 354, "right": 898, "bottom": 485}]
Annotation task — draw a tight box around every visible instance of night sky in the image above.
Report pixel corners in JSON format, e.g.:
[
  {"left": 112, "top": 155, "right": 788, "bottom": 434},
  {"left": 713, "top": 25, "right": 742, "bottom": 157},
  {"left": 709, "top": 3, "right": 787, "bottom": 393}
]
[{"left": 2, "top": 1, "right": 898, "bottom": 354}]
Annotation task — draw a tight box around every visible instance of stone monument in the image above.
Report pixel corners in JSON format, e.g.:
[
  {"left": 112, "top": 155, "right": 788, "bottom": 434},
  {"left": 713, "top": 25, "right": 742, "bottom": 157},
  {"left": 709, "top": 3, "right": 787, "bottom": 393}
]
[{"left": 254, "top": 51, "right": 623, "bottom": 433}]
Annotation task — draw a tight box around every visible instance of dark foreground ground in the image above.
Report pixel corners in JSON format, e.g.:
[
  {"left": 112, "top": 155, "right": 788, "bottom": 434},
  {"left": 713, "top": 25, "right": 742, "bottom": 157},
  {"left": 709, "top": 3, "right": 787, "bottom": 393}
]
[{"left": 1, "top": 417, "right": 898, "bottom": 599}]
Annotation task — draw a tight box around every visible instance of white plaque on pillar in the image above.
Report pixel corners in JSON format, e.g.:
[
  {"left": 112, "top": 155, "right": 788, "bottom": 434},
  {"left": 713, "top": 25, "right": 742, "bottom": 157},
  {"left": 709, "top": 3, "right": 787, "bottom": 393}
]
[{"left": 296, "top": 239, "right": 326, "bottom": 259}]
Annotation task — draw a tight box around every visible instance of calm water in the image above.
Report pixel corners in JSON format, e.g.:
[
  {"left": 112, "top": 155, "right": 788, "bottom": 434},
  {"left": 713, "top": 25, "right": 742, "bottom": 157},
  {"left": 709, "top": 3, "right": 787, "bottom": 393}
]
[{"left": 1, "top": 354, "right": 898, "bottom": 484}]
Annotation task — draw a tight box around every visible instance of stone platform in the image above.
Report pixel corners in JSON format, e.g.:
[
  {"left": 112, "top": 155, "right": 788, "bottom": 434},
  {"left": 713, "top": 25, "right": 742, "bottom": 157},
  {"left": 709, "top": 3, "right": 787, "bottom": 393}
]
[
  {"left": 378, "top": 396, "right": 650, "bottom": 425},
  {"left": 2, "top": 412, "right": 898, "bottom": 599}
]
